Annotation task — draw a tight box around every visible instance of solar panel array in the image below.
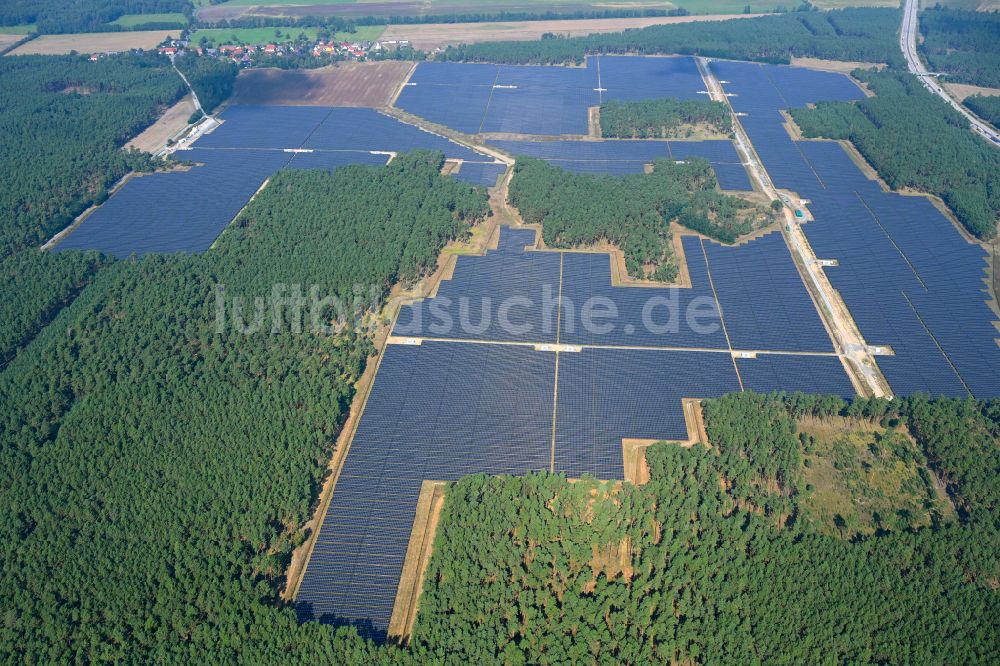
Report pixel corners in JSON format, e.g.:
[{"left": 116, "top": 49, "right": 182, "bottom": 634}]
[
  {"left": 711, "top": 61, "right": 1000, "bottom": 398},
  {"left": 453, "top": 161, "right": 506, "bottom": 188},
  {"left": 56, "top": 149, "right": 292, "bottom": 257},
  {"left": 396, "top": 55, "right": 705, "bottom": 137},
  {"left": 296, "top": 340, "right": 555, "bottom": 638},
  {"left": 703, "top": 232, "right": 832, "bottom": 352},
  {"left": 57, "top": 106, "right": 499, "bottom": 256},
  {"left": 555, "top": 348, "right": 741, "bottom": 478},
  {"left": 489, "top": 138, "right": 750, "bottom": 190},
  {"left": 303, "top": 225, "right": 857, "bottom": 638}
]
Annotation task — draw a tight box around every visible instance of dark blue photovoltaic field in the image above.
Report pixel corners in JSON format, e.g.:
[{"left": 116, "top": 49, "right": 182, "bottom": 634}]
[
  {"left": 301, "top": 226, "right": 856, "bottom": 638},
  {"left": 396, "top": 55, "right": 704, "bottom": 136},
  {"left": 56, "top": 107, "right": 501, "bottom": 257},
  {"left": 489, "top": 139, "right": 752, "bottom": 190},
  {"left": 711, "top": 60, "right": 1000, "bottom": 398}
]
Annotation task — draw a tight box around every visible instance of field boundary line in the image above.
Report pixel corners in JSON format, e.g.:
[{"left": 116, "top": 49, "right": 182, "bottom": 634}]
[{"left": 698, "top": 238, "right": 744, "bottom": 391}]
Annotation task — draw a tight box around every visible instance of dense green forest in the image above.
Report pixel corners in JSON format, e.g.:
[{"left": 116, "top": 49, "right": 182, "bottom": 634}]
[
  {"left": 0, "top": 152, "right": 488, "bottom": 662},
  {"left": 410, "top": 393, "right": 1000, "bottom": 663},
  {"left": 174, "top": 53, "right": 238, "bottom": 114},
  {"left": 600, "top": 98, "right": 731, "bottom": 139},
  {"left": 0, "top": 250, "right": 110, "bottom": 367},
  {"left": 964, "top": 94, "right": 1000, "bottom": 128},
  {"left": 509, "top": 157, "right": 774, "bottom": 281},
  {"left": 0, "top": 54, "right": 183, "bottom": 365},
  {"left": 0, "top": 55, "right": 183, "bottom": 253},
  {"left": 0, "top": 0, "right": 189, "bottom": 34},
  {"left": 919, "top": 8, "right": 1000, "bottom": 89},
  {"left": 790, "top": 68, "right": 1000, "bottom": 240},
  {"left": 441, "top": 9, "right": 903, "bottom": 67}
]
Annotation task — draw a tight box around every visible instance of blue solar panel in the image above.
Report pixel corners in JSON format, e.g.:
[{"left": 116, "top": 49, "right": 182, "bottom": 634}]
[
  {"left": 195, "top": 105, "right": 333, "bottom": 149},
  {"left": 703, "top": 233, "right": 832, "bottom": 352},
  {"left": 399, "top": 56, "right": 705, "bottom": 137},
  {"left": 301, "top": 225, "right": 858, "bottom": 638},
  {"left": 303, "top": 108, "right": 487, "bottom": 161},
  {"left": 58, "top": 105, "right": 498, "bottom": 256},
  {"left": 489, "top": 139, "right": 751, "bottom": 189},
  {"left": 453, "top": 161, "right": 506, "bottom": 187},
  {"left": 289, "top": 151, "right": 389, "bottom": 172},
  {"left": 710, "top": 60, "right": 1000, "bottom": 398},
  {"left": 56, "top": 149, "right": 291, "bottom": 257},
  {"left": 596, "top": 55, "right": 704, "bottom": 103},
  {"left": 737, "top": 354, "right": 854, "bottom": 397},
  {"left": 555, "top": 348, "right": 741, "bottom": 478}
]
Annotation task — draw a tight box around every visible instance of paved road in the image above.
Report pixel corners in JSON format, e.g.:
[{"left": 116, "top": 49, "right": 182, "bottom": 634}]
[{"left": 901, "top": 0, "right": 1000, "bottom": 147}]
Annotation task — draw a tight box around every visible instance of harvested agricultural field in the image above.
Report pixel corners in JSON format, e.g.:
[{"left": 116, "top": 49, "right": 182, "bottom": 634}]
[
  {"left": 0, "top": 34, "right": 23, "bottom": 52},
  {"left": 6, "top": 30, "right": 178, "bottom": 56},
  {"left": 126, "top": 94, "right": 197, "bottom": 153},
  {"left": 381, "top": 14, "right": 761, "bottom": 50},
  {"left": 232, "top": 62, "right": 414, "bottom": 107}
]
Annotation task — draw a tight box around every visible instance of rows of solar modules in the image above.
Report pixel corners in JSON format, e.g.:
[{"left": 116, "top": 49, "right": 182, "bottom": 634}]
[
  {"left": 489, "top": 138, "right": 751, "bottom": 190},
  {"left": 55, "top": 149, "right": 292, "bottom": 257},
  {"left": 295, "top": 340, "right": 555, "bottom": 640},
  {"left": 711, "top": 61, "right": 1000, "bottom": 397},
  {"left": 302, "top": 226, "right": 860, "bottom": 638},
  {"left": 396, "top": 56, "right": 705, "bottom": 137},
  {"left": 453, "top": 161, "right": 506, "bottom": 188},
  {"left": 57, "top": 105, "right": 500, "bottom": 256},
  {"left": 394, "top": 230, "right": 562, "bottom": 343},
  {"left": 703, "top": 233, "right": 832, "bottom": 352},
  {"left": 555, "top": 348, "right": 741, "bottom": 479},
  {"left": 559, "top": 242, "right": 728, "bottom": 349},
  {"left": 736, "top": 354, "right": 854, "bottom": 397},
  {"left": 396, "top": 228, "right": 841, "bottom": 355}
]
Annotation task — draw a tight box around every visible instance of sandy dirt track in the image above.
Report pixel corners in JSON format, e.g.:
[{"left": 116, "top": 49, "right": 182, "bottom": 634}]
[
  {"left": 127, "top": 94, "right": 196, "bottom": 153},
  {"left": 7, "top": 30, "right": 178, "bottom": 56},
  {"left": 233, "top": 61, "right": 414, "bottom": 107},
  {"left": 382, "top": 14, "right": 762, "bottom": 50}
]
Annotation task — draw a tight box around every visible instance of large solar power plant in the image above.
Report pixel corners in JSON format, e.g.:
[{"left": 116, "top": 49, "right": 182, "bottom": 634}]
[
  {"left": 710, "top": 61, "right": 1000, "bottom": 397},
  {"left": 396, "top": 55, "right": 705, "bottom": 135},
  {"left": 57, "top": 106, "right": 503, "bottom": 257},
  {"left": 489, "top": 139, "right": 753, "bottom": 189},
  {"left": 296, "top": 226, "right": 856, "bottom": 639}
]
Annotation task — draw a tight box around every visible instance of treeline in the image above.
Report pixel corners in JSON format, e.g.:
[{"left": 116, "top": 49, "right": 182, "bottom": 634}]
[
  {"left": 964, "top": 94, "right": 1000, "bottom": 128},
  {"left": 441, "top": 9, "right": 903, "bottom": 67},
  {"left": 509, "top": 157, "right": 774, "bottom": 282},
  {"left": 0, "top": 151, "right": 488, "bottom": 662},
  {"left": 0, "top": 54, "right": 183, "bottom": 364},
  {"left": 790, "top": 68, "right": 1000, "bottom": 240},
  {"left": 0, "top": 0, "right": 189, "bottom": 34},
  {"left": 200, "top": 7, "right": 696, "bottom": 31},
  {"left": 174, "top": 53, "right": 237, "bottom": 114},
  {"left": 0, "top": 54, "right": 184, "bottom": 253},
  {"left": 600, "top": 98, "right": 732, "bottom": 139},
  {"left": 409, "top": 392, "right": 1000, "bottom": 663},
  {"left": 919, "top": 8, "right": 1000, "bottom": 89}
]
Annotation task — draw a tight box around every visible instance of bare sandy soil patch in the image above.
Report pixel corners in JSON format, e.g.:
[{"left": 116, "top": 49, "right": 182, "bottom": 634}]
[
  {"left": 944, "top": 82, "right": 1000, "bottom": 102},
  {"left": 127, "top": 94, "right": 196, "bottom": 153},
  {"left": 383, "top": 14, "right": 762, "bottom": 50},
  {"left": 233, "top": 61, "right": 414, "bottom": 107},
  {"left": 790, "top": 57, "right": 885, "bottom": 74},
  {"left": 7, "top": 30, "right": 177, "bottom": 55}
]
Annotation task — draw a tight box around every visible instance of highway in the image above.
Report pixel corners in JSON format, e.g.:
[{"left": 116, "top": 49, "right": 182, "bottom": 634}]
[{"left": 901, "top": 0, "right": 1000, "bottom": 147}]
